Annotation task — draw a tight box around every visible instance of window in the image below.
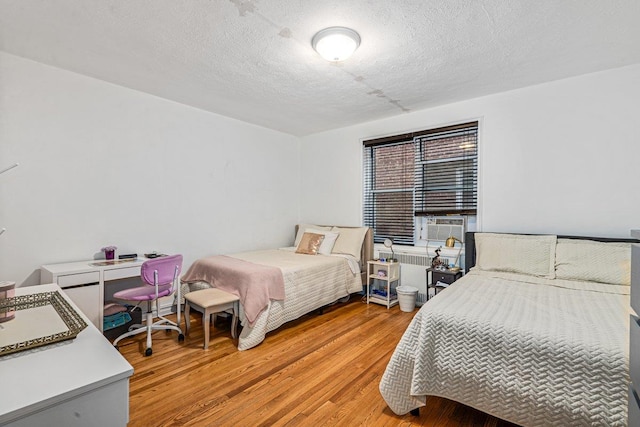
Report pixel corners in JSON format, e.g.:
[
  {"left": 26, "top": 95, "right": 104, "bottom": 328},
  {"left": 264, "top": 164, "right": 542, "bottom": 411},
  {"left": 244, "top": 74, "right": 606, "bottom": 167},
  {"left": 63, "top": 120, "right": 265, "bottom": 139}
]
[{"left": 363, "top": 122, "right": 478, "bottom": 245}]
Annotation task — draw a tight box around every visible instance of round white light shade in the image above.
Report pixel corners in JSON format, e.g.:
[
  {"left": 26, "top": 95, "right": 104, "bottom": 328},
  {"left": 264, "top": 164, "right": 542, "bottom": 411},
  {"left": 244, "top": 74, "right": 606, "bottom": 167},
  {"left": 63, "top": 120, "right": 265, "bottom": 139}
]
[{"left": 312, "top": 27, "right": 361, "bottom": 62}]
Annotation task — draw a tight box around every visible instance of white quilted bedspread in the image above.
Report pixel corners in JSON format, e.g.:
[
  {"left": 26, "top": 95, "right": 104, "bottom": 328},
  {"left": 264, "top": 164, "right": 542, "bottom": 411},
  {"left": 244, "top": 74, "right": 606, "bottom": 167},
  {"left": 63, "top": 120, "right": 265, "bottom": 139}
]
[
  {"left": 379, "top": 269, "right": 630, "bottom": 426},
  {"left": 181, "top": 249, "right": 362, "bottom": 351}
]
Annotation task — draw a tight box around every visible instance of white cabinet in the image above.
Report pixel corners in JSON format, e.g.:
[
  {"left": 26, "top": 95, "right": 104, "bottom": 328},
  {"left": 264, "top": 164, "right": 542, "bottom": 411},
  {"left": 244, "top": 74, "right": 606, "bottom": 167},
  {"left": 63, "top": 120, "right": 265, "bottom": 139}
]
[
  {"left": 0, "top": 284, "right": 133, "bottom": 426},
  {"left": 366, "top": 260, "right": 400, "bottom": 309}
]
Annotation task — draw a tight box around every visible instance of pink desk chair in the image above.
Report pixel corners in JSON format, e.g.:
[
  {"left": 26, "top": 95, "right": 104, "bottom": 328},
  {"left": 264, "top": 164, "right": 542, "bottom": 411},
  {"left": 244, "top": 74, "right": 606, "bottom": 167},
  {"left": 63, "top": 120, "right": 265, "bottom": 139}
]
[{"left": 112, "top": 254, "right": 184, "bottom": 356}]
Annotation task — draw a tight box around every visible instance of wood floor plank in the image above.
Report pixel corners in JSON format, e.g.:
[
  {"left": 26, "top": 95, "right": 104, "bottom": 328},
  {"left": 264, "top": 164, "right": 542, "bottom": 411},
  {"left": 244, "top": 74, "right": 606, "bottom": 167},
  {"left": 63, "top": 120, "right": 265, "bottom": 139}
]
[{"left": 120, "top": 298, "right": 519, "bottom": 426}]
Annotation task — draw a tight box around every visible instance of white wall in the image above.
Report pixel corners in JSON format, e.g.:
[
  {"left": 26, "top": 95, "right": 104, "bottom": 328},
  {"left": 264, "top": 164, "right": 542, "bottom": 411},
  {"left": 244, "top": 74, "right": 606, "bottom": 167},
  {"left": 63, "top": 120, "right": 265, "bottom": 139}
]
[
  {"left": 300, "top": 64, "right": 640, "bottom": 239},
  {"left": 0, "top": 52, "right": 300, "bottom": 286},
  {"left": 3, "top": 51, "right": 638, "bottom": 288}
]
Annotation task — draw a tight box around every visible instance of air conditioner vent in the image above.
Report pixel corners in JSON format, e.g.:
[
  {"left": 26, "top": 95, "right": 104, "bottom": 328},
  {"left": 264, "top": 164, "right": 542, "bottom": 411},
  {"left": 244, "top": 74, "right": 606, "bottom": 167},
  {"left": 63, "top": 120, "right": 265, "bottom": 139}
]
[{"left": 422, "top": 216, "right": 466, "bottom": 242}]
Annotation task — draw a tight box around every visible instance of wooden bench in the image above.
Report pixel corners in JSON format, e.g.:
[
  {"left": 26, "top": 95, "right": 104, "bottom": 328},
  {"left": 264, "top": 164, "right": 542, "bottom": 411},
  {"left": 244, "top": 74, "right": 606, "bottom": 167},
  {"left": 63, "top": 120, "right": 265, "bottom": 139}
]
[{"left": 183, "top": 288, "right": 239, "bottom": 349}]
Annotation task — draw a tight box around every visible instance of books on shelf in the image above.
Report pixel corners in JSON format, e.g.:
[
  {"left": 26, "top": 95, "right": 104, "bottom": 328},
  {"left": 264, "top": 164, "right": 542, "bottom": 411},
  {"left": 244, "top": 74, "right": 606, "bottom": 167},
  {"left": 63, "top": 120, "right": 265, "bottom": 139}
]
[{"left": 369, "top": 294, "right": 397, "bottom": 304}]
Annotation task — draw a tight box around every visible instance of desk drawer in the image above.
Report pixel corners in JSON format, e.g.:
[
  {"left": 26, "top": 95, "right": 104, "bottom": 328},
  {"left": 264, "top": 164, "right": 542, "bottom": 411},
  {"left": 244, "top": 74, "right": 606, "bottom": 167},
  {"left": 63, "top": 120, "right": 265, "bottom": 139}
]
[
  {"left": 57, "top": 271, "right": 100, "bottom": 288},
  {"left": 104, "top": 266, "right": 141, "bottom": 281},
  {"left": 432, "top": 271, "right": 460, "bottom": 285}
]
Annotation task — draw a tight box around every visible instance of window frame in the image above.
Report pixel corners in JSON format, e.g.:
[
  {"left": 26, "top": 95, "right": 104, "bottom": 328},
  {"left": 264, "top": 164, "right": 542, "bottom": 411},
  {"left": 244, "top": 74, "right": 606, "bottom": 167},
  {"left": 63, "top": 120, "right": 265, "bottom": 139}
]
[{"left": 362, "top": 121, "right": 478, "bottom": 245}]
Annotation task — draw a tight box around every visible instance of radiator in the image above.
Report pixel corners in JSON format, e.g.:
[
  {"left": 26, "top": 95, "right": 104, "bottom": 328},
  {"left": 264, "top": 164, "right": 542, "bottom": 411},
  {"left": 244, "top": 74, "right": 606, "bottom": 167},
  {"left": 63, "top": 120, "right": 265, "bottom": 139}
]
[
  {"left": 378, "top": 251, "right": 444, "bottom": 306},
  {"left": 416, "top": 292, "right": 428, "bottom": 306},
  {"left": 379, "top": 251, "right": 450, "bottom": 267}
]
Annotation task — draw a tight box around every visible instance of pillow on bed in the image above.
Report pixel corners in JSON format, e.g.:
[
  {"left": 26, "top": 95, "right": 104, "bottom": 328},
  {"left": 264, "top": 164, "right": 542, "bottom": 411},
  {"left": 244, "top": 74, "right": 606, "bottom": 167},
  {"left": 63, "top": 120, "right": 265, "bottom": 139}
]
[
  {"left": 294, "top": 224, "right": 332, "bottom": 247},
  {"left": 331, "top": 226, "right": 368, "bottom": 262},
  {"left": 475, "top": 233, "right": 557, "bottom": 278},
  {"left": 306, "top": 228, "right": 340, "bottom": 255},
  {"left": 295, "top": 232, "right": 325, "bottom": 255},
  {"left": 555, "top": 238, "right": 631, "bottom": 285}
]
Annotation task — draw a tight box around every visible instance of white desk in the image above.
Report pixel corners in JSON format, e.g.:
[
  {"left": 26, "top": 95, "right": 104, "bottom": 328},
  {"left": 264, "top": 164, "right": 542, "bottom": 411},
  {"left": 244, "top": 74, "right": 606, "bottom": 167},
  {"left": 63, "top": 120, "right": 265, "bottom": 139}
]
[
  {"left": 41, "top": 258, "right": 146, "bottom": 331},
  {"left": 0, "top": 284, "right": 134, "bottom": 426}
]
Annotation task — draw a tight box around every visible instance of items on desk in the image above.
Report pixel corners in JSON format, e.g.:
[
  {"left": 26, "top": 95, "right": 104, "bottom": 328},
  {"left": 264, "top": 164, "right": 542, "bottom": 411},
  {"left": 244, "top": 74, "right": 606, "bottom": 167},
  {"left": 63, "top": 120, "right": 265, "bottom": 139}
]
[
  {"left": 90, "top": 258, "right": 137, "bottom": 267},
  {"left": 101, "top": 245, "right": 117, "bottom": 260},
  {"left": 144, "top": 252, "right": 167, "bottom": 259},
  {"left": 118, "top": 253, "right": 137, "bottom": 259}
]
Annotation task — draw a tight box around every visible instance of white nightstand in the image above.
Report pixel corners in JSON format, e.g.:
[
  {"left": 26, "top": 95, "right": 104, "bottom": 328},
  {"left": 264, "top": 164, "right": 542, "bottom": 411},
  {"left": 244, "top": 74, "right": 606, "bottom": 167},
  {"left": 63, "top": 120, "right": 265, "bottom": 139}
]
[{"left": 366, "top": 260, "right": 400, "bottom": 309}]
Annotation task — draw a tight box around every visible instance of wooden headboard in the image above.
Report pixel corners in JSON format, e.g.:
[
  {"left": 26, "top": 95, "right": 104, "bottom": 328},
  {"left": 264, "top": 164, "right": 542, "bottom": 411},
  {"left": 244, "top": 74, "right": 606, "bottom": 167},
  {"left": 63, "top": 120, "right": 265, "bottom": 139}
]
[{"left": 464, "top": 231, "right": 640, "bottom": 273}]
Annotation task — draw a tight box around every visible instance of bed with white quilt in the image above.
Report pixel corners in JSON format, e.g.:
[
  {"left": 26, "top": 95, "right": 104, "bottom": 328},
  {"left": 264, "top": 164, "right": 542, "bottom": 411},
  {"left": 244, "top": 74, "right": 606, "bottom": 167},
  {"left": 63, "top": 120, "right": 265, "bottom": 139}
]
[
  {"left": 380, "top": 232, "right": 637, "bottom": 426},
  {"left": 181, "top": 225, "right": 373, "bottom": 350}
]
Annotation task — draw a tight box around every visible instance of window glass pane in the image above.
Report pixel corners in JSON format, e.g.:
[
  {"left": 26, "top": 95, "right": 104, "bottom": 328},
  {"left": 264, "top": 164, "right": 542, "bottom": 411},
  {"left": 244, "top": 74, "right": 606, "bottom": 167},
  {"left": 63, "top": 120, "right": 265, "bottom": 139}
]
[
  {"left": 373, "top": 143, "right": 415, "bottom": 190},
  {"left": 415, "top": 124, "right": 478, "bottom": 216}
]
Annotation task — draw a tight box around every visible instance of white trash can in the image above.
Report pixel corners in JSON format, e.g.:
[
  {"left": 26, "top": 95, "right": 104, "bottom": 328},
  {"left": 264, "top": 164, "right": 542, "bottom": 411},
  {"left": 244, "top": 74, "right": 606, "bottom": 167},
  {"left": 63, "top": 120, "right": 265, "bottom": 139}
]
[{"left": 396, "top": 285, "right": 419, "bottom": 312}]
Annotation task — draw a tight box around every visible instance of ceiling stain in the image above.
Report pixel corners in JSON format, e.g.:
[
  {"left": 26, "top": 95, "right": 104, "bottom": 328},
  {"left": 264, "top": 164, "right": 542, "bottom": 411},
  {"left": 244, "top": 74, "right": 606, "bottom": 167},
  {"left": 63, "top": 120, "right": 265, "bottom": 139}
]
[
  {"left": 389, "top": 99, "right": 411, "bottom": 113},
  {"left": 278, "top": 27, "right": 292, "bottom": 38},
  {"left": 354, "top": 80, "right": 409, "bottom": 113},
  {"left": 229, "top": 0, "right": 257, "bottom": 17}
]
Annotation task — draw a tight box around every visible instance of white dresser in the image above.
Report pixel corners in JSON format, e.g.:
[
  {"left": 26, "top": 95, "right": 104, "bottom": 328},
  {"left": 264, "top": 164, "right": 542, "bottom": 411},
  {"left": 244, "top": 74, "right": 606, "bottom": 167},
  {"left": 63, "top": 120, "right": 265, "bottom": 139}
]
[
  {"left": 0, "top": 284, "right": 134, "bottom": 426},
  {"left": 630, "top": 230, "right": 640, "bottom": 426}
]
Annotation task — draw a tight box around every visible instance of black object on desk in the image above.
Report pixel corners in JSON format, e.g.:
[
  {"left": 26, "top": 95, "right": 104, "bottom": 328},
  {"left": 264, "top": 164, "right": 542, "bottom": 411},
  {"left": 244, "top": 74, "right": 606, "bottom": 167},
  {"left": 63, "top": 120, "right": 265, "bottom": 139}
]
[
  {"left": 426, "top": 267, "right": 462, "bottom": 300},
  {"left": 144, "top": 253, "right": 167, "bottom": 259},
  {"left": 118, "top": 253, "right": 137, "bottom": 259}
]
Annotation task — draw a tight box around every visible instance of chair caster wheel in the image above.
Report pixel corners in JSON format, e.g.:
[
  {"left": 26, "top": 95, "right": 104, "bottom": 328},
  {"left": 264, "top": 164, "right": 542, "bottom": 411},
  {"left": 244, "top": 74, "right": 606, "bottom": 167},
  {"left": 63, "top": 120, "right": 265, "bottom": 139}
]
[
  {"left": 178, "top": 334, "right": 185, "bottom": 342},
  {"left": 145, "top": 348, "right": 152, "bottom": 357}
]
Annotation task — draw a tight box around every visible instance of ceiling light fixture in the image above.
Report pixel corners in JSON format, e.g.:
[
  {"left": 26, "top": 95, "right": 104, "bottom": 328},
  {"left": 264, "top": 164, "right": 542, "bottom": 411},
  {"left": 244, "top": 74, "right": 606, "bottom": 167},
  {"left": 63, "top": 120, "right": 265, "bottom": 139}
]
[{"left": 312, "top": 27, "right": 361, "bottom": 62}]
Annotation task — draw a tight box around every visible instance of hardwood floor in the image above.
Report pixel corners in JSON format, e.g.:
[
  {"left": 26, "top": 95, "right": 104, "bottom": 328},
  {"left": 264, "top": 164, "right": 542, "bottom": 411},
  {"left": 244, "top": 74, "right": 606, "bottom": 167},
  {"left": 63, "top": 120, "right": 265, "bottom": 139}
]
[{"left": 118, "top": 298, "right": 519, "bottom": 426}]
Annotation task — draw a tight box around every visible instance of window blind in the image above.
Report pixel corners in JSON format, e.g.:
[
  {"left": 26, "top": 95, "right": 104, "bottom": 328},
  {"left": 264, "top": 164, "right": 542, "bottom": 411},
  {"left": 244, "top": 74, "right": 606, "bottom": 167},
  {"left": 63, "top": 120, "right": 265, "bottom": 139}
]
[
  {"left": 363, "top": 122, "right": 478, "bottom": 244},
  {"left": 363, "top": 141, "right": 415, "bottom": 244},
  {"left": 414, "top": 124, "right": 478, "bottom": 215}
]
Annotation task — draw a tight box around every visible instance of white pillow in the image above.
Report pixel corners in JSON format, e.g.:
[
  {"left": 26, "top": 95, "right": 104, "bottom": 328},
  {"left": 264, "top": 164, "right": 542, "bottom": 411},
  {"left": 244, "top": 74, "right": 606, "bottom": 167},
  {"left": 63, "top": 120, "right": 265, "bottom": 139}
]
[
  {"left": 475, "top": 233, "right": 557, "bottom": 278},
  {"left": 306, "top": 228, "right": 340, "bottom": 255},
  {"left": 294, "top": 224, "right": 332, "bottom": 247},
  {"left": 331, "top": 226, "right": 368, "bottom": 262},
  {"left": 555, "top": 238, "right": 631, "bottom": 285}
]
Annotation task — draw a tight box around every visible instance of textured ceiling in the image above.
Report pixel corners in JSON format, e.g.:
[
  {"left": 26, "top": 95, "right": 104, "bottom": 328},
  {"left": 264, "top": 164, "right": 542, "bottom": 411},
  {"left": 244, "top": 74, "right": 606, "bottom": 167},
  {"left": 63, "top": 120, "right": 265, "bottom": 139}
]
[{"left": 1, "top": 0, "right": 639, "bottom": 136}]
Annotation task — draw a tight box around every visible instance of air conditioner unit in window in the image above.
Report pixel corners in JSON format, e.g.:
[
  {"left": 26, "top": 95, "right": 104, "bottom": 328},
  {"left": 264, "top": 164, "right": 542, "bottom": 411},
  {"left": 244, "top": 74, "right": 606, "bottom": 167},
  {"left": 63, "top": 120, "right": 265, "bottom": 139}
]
[{"left": 422, "top": 216, "right": 466, "bottom": 242}]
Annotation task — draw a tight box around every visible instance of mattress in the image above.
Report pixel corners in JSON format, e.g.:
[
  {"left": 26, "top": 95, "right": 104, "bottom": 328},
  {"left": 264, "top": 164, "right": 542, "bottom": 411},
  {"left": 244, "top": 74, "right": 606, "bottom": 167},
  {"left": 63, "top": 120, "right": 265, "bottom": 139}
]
[
  {"left": 379, "top": 269, "right": 630, "bottom": 426},
  {"left": 181, "top": 248, "right": 362, "bottom": 350}
]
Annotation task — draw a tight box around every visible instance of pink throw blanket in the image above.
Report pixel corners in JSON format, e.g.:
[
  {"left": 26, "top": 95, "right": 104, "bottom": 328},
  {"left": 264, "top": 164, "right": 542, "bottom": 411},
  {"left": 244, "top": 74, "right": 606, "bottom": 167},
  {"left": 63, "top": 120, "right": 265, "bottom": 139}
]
[{"left": 181, "top": 255, "right": 285, "bottom": 326}]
